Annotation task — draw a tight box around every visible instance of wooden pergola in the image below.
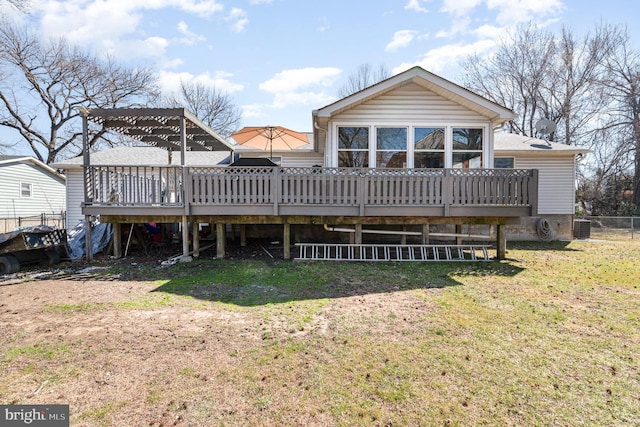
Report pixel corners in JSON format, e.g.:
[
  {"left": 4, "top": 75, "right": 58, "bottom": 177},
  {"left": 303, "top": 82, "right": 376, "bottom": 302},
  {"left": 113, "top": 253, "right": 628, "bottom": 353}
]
[{"left": 80, "top": 107, "right": 235, "bottom": 262}]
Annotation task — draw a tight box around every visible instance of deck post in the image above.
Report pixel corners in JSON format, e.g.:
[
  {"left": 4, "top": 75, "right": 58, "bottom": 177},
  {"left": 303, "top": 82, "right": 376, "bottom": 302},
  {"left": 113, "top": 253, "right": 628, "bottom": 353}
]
[
  {"left": 216, "top": 223, "right": 225, "bottom": 259},
  {"left": 354, "top": 223, "right": 363, "bottom": 259},
  {"left": 180, "top": 216, "right": 192, "bottom": 262},
  {"left": 240, "top": 224, "right": 247, "bottom": 247},
  {"left": 456, "top": 224, "right": 463, "bottom": 245},
  {"left": 355, "top": 224, "right": 362, "bottom": 244},
  {"left": 496, "top": 224, "right": 506, "bottom": 261},
  {"left": 422, "top": 224, "right": 430, "bottom": 244},
  {"left": 192, "top": 222, "right": 200, "bottom": 258},
  {"left": 84, "top": 215, "right": 93, "bottom": 261},
  {"left": 113, "top": 223, "right": 122, "bottom": 258},
  {"left": 81, "top": 111, "right": 93, "bottom": 261},
  {"left": 401, "top": 225, "right": 407, "bottom": 245},
  {"left": 283, "top": 223, "right": 291, "bottom": 260}
]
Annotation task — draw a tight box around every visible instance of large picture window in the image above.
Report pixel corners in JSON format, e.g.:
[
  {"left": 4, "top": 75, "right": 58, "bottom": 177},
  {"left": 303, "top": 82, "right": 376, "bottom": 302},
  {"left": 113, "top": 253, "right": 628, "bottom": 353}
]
[
  {"left": 414, "top": 127, "right": 445, "bottom": 168},
  {"left": 452, "top": 128, "right": 483, "bottom": 168},
  {"left": 338, "top": 126, "right": 369, "bottom": 167},
  {"left": 376, "top": 127, "right": 407, "bottom": 168}
]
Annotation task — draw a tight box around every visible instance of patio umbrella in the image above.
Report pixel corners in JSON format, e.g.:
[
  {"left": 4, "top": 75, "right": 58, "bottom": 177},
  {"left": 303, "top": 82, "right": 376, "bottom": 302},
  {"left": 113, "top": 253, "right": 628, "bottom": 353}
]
[{"left": 231, "top": 126, "right": 309, "bottom": 159}]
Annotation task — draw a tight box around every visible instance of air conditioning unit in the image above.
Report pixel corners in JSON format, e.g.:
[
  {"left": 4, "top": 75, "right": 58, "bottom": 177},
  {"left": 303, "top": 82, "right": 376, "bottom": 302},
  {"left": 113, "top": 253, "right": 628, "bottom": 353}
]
[{"left": 573, "top": 219, "right": 591, "bottom": 239}]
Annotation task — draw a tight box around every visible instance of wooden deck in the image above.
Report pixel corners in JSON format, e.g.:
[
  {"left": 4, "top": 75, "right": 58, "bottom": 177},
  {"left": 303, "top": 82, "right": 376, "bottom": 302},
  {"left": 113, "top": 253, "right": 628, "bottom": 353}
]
[{"left": 82, "top": 166, "right": 538, "bottom": 219}]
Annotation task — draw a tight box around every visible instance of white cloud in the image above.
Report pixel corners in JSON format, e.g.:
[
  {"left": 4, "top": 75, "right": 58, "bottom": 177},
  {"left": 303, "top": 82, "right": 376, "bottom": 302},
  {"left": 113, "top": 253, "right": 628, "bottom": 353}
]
[
  {"left": 393, "top": 39, "right": 496, "bottom": 75},
  {"left": 435, "top": 17, "right": 472, "bottom": 38},
  {"left": 35, "top": 0, "right": 224, "bottom": 61},
  {"left": 439, "top": 0, "right": 565, "bottom": 25},
  {"left": 259, "top": 67, "right": 342, "bottom": 109},
  {"left": 241, "top": 103, "right": 269, "bottom": 119},
  {"left": 472, "top": 24, "right": 506, "bottom": 40},
  {"left": 404, "top": 0, "right": 428, "bottom": 13},
  {"left": 158, "top": 70, "right": 244, "bottom": 95},
  {"left": 386, "top": 30, "right": 419, "bottom": 52},
  {"left": 178, "top": 21, "right": 206, "bottom": 46},
  {"left": 162, "top": 58, "right": 185, "bottom": 69},
  {"left": 226, "top": 8, "right": 248, "bottom": 32},
  {"left": 174, "top": 0, "right": 223, "bottom": 16},
  {"left": 177, "top": 21, "right": 206, "bottom": 46},
  {"left": 486, "top": 0, "right": 565, "bottom": 25},
  {"left": 249, "top": 0, "right": 272, "bottom": 4},
  {"left": 440, "top": 0, "right": 483, "bottom": 16}
]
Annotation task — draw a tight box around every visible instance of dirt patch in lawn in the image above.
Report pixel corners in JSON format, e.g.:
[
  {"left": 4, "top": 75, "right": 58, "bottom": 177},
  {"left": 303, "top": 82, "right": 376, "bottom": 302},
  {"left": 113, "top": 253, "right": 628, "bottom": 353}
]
[{"left": 0, "top": 255, "right": 441, "bottom": 426}]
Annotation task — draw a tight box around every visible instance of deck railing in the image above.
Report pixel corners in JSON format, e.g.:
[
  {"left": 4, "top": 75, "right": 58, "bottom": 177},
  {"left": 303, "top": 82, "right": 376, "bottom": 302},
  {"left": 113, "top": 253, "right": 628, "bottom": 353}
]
[
  {"left": 85, "top": 166, "right": 537, "bottom": 215},
  {"left": 86, "top": 165, "right": 183, "bottom": 206},
  {"left": 189, "top": 167, "right": 536, "bottom": 206}
]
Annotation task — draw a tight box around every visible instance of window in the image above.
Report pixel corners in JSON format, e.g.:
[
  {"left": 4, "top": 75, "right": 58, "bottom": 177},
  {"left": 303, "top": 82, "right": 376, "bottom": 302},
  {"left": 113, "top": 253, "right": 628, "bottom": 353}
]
[
  {"left": 414, "top": 127, "right": 445, "bottom": 168},
  {"left": 376, "top": 127, "right": 407, "bottom": 168},
  {"left": 452, "top": 128, "right": 483, "bottom": 168},
  {"left": 20, "top": 183, "right": 32, "bottom": 198},
  {"left": 494, "top": 157, "right": 515, "bottom": 168},
  {"left": 338, "top": 126, "right": 369, "bottom": 167}
]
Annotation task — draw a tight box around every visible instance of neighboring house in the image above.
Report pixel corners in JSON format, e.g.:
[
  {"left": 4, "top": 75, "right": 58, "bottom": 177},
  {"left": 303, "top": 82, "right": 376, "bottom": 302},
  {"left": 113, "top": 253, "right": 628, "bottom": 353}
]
[
  {"left": 65, "top": 70, "right": 544, "bottom": 261},
  {"left": 0, "top": 155, "right": 66, "bottom": 232},
  {"left": 53, "top": 146, "right": 231, "bottom": 230}
]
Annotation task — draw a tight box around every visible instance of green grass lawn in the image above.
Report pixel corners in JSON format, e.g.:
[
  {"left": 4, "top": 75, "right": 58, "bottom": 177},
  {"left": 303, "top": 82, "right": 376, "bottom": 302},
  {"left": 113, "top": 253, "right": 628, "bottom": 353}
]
[
  {"left": 2, "top": 238, "right": 639, "bottom": 426},
  {"left": 135, "top": 239, "right": 640, "bottom": 425}
]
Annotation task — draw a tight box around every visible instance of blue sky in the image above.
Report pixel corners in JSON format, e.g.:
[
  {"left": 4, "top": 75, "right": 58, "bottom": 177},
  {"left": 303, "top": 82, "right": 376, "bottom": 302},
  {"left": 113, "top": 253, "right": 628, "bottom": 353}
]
[{"left": 1, "top": 0, "right": 639, "bottom": 155}]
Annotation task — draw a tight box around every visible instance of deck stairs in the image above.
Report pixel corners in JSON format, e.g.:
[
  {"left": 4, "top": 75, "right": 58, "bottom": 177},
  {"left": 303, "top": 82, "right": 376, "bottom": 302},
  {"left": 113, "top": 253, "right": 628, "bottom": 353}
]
[{"left": 295, "top": 243, "right": 492, "bottom": 262}]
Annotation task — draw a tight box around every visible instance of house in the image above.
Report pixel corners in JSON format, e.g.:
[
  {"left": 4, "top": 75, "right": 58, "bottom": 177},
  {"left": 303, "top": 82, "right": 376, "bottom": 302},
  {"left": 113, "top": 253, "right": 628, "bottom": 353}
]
[
  {"left": 233, "top": 132, "right": 587, "bottom": 241},
  {"left": 58, "top": 68, "right": 543, "bottom": 261},
  {"left": 0, "top": 155, "right": 66, "bottom": 232},
  {"left": 493, "top": 133, "right": 588, "bottom": 240}
]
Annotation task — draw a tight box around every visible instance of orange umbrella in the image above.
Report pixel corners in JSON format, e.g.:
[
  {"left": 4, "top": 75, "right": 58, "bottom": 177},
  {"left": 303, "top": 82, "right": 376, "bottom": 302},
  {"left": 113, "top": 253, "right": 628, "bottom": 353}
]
[{"left": 231, "top": 126, "right": 309, "bottom": 158}]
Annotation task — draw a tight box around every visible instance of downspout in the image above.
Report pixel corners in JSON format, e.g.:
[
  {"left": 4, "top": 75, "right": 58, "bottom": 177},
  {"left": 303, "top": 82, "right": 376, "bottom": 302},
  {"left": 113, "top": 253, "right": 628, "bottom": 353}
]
[{"left": 314, "top": 120, "right": 328, "bottom": 166}]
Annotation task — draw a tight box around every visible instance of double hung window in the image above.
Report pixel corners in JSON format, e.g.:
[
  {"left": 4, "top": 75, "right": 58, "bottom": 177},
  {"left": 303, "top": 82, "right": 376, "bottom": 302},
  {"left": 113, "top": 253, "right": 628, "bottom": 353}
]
[
  {"left": 20, "top": 183, "right": 32, "bottom": 198},
  {"left": 452, "top": 128, "right": 483, "bottom": 168},
  {"left": 338, "top": 127, "right": 369, "bottom": 167},
  {"left": 414, "top": 127, "right": 445, "bottom": 168},
  {"left": 376, "top": 128, "right": 407, "bottom": 168}
]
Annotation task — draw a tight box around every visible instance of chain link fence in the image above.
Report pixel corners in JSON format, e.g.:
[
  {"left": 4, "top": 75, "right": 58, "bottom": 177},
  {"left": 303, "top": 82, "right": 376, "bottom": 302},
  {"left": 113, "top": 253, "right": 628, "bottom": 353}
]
[
  {"left": 0, "top": 213, "right": 66, "bottom": 234},
  {"left": 577, "top": 216, "right": 638, "bottom": 240}
]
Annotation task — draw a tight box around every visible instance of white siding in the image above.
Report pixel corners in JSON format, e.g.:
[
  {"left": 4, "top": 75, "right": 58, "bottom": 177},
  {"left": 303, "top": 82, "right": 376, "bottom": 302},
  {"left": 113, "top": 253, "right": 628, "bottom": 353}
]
[
  {"left": 281, "top": 153, "right": 324, "bottom": 167},
  {"left": 65, "top": 170, "right": 85, "bottom": 230},
  {"left": 332, "top": 83, "right": 490, "bottom": 123},
  {"left": 0, "top": 162, "right": 66, "bottom": 218},
  {"left": 515, "top": 156, "right": 576, "bottom": 214}
]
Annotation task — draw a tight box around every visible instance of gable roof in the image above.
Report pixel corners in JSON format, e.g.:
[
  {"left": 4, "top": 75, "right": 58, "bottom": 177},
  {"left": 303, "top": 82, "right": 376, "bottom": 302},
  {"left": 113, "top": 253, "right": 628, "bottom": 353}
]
[
  {"left": 494, "top": 133, "right": 590, "bottom": 156},
  {"left": 313, "top": 66, "right": 515, "bottom": 123},
  {"left": 52, "top": 146, "right": 231, "bottom": 170},
  {"left": 0, "top": 155, "right": 65, "bottom": 181}
]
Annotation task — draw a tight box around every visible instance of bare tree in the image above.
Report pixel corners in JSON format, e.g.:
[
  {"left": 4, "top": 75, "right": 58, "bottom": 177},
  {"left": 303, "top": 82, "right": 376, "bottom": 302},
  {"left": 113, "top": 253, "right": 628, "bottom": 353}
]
[
  {"left": 0, "top": 20, "right": 158, "bottom": 163},
  {"left": 338, "top": 63, "right": 390, "bottom": 98},
  {"left": 162, "top": 80, "right": 241, "bottom": 138},
  {"left": 462, "top": 22, "right": 640, "bottom": 212},
  {"left": 462, "top": 23, "right": 615, "bottom": 146},
  {"left": 598, "top": 26, "right": 640, "bottom": 208}
]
